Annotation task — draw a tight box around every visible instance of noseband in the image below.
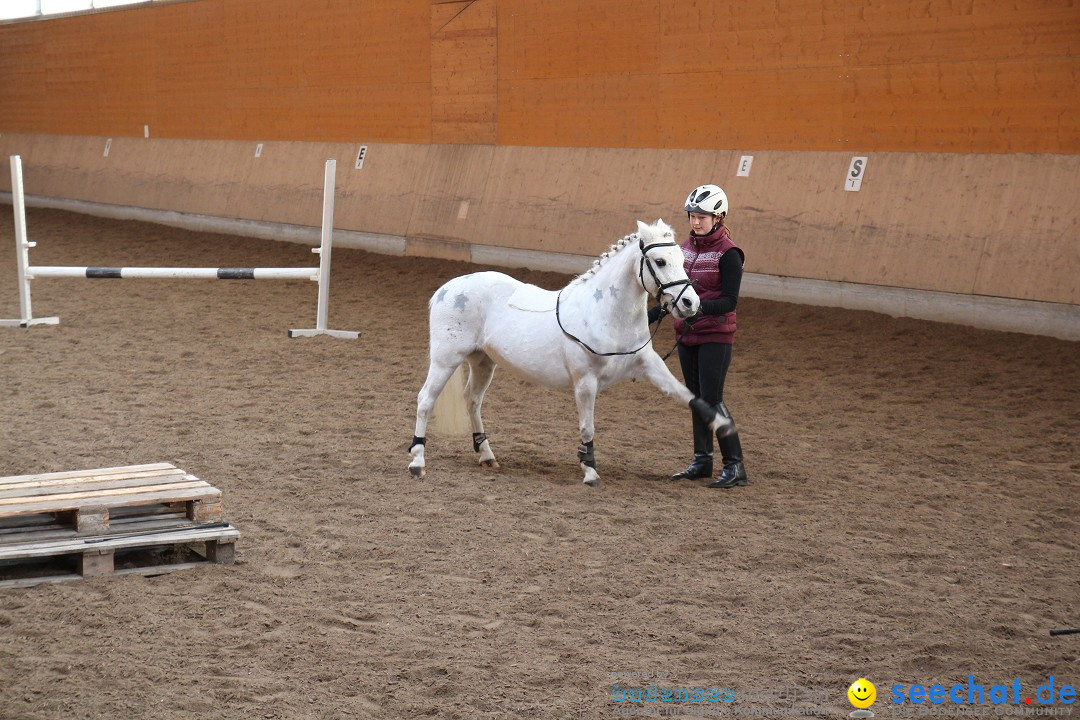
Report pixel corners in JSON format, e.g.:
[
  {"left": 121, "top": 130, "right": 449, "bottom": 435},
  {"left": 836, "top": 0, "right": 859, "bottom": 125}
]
[
  {"left": 555, "top": 235, "right": 694, "bottom": 357},
  {"left": 637, "top": 237, "right": 693, "bottom": 309}
]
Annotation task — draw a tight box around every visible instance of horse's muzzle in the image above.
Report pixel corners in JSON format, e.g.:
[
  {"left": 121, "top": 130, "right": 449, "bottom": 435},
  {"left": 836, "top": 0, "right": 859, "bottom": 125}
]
[{"left": 666, "top": 292, "right": 700, "bottom": 319}]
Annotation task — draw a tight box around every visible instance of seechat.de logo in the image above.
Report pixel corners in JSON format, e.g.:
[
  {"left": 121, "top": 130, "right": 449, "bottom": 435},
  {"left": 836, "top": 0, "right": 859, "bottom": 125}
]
[{"left": 890, "top": 677, "right": 1076, "bottom": 706}]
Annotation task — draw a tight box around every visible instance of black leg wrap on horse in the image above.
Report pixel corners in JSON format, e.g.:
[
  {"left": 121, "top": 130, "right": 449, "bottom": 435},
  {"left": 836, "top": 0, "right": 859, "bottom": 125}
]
[
  {"left": 578, "top": 440, "right": 596, "bottom": 469},
  {"left": 689, "top": 397, "right": 717, "bottom": 425},
  {"left": 409, "top": 436, "right": 426, "bottom": 452},
  {"left": 714, "top": 401, "right": 738, "bottom": 439},
  {"left": 472, "top": 432, "right": 488, "bottom": 452}
]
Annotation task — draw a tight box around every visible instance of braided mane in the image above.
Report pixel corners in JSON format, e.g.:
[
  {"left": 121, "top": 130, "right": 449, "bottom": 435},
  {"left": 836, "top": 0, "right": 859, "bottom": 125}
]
[{"left": 567, "top": 233, "right": 638, "bottom": 288}]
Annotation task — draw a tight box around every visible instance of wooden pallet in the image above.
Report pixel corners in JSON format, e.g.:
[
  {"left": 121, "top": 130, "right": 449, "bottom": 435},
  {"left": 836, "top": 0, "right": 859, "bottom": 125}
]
[{"left": 0, "top": 463, "right": 239, "bottom": 588}]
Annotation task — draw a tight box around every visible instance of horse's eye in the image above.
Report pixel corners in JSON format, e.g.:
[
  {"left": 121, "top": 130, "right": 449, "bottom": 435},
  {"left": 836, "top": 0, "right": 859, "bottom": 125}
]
[{"left": 655, "top": 259, "right": 666, "bottom": 267}]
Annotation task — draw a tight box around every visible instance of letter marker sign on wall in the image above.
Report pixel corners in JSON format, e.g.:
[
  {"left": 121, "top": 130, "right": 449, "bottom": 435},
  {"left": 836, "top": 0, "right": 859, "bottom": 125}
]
[
  {"left": 355, "top": 145, "right": 367, "bottom": 170},
  {"left": 845, "top": 156, "right": 868, "bottom": 191},
  {"left": 737, "top": 155, "right": 753, "bottom": 177}
]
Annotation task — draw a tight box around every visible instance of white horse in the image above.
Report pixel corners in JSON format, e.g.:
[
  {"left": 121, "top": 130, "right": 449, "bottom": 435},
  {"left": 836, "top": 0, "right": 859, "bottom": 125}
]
[{"left": 408, "top": 219, "right": 734, "bottom": 487}]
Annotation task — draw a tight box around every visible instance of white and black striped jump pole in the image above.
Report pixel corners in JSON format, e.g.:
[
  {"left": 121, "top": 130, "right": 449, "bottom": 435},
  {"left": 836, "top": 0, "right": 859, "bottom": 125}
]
[
  {"left": 28, "top": 267, "right": 317, "bottom": 280},
  {"left": 2, "top": 156, "right": 359, "bottom": 339}
]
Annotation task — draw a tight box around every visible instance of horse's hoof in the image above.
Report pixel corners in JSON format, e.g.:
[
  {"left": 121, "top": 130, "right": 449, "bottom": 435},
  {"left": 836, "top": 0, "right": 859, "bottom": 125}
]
[
  {"left": 409, "top": 466, "right": 425, "bottom": 478},
  {"left": 583, "top": 478, "right": 599, "bottom": 488},
  {"left": 479, "top": 459, "right": 499, "bottom": 470}
]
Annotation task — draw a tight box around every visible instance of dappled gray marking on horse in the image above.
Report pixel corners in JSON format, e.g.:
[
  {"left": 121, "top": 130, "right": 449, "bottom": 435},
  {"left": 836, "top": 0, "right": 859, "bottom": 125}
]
[{"left": 408, "top": 219, "right": 734, "bottom": 487}]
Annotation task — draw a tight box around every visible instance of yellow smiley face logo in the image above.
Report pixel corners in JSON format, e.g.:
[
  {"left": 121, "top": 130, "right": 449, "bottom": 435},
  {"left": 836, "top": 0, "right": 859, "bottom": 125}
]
[{"left": 848, "top": 678, "right": 877, "bottom": 709}]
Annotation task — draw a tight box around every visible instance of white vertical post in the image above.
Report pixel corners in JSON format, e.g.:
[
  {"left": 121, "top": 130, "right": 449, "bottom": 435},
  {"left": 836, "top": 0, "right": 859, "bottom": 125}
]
[
  {"left": 12, "top": 156, "right": 32, "bottom": 320},
  {"left": 288, "top": 159, "right": 360, "bottom": 339},
  {"left": 315, "top": 158, "right": 335, "bottom": 331},
  {"left": 1, "top": 155, "right": 59, "bottom": 328}
]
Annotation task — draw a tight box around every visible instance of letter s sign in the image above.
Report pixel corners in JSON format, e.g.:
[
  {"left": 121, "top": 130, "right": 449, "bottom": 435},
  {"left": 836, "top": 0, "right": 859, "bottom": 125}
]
[{"left": 846, "top": 156, "right": 868, "bottom": 191}]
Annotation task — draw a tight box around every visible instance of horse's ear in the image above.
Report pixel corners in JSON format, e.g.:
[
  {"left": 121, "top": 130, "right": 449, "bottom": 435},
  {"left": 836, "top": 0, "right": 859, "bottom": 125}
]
[{"left": 636, "top": 220, "right": 648, "bottom": 235}]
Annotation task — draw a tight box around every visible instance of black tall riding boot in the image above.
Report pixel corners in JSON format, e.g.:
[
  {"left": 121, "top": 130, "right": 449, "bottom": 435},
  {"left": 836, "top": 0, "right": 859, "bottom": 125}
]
[
  {"left": 707, "top": 403, "right": 748, "bottom": 488},
  {"left": 671, "top": 409, "right": 714, "bottom": 480}
]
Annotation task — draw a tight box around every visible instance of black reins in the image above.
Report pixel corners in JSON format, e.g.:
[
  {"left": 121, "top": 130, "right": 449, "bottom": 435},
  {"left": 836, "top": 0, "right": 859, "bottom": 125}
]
[{"left": 555, "top": 237, "right": 693, "bottom": 358}]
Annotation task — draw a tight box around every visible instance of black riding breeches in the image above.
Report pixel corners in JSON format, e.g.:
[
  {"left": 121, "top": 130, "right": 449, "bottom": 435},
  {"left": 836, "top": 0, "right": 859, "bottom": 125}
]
[
  {"left": 677, "top": 341, "right": 732, "bottom": 407},
  {"left": 677, "top": 342, "right": 734, "bottom": 458}
]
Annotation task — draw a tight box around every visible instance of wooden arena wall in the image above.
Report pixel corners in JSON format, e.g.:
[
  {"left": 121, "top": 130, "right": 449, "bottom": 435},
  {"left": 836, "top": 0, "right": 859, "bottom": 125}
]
[{"left": 0, "top": 0, "right": 1077, "bottom": 308}]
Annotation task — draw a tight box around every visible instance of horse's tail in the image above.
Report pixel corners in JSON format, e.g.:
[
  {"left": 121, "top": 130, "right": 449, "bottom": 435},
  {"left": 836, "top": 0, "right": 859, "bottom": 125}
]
[{"left": 431, "top": 364, "right": 472, "bottom": 437}]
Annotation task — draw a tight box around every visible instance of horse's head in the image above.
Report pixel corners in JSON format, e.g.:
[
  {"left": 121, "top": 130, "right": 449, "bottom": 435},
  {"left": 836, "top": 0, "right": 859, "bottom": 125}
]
[{"left": 636, "top": 219, "right": 700, "bottom": 319}]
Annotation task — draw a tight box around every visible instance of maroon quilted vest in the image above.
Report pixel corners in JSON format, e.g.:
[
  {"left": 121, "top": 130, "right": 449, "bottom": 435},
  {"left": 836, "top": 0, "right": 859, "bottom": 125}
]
[{"left": 673, "top": 225, "right": 743, "bottom": 345}]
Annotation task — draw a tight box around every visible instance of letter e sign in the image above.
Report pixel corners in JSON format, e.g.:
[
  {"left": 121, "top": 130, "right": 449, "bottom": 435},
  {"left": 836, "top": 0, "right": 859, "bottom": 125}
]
[{"left": 845, "top": 156, "right": 868, "bottom": 191}]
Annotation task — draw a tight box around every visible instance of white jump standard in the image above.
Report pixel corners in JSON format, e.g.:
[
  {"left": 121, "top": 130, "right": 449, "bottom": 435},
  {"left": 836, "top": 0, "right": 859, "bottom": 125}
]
[{"left": 1, "top": 155, "right": 359, "bottom": 339}]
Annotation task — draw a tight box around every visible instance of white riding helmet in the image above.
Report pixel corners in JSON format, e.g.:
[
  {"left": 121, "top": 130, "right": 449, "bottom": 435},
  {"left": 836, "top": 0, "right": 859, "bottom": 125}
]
[{"left": 684, "top": 184, "right": 729, "bottom": 217}]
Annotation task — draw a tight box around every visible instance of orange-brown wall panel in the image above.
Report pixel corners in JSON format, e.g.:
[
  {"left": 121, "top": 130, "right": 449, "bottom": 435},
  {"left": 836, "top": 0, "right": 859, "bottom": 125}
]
[
  {"left": 496, "top": 2, "right": 583, "bottom": 80},
  {"left": 849, "top": 0, "right": 1079, "bottom": 65},
  {"left": 659, "top": 65, "right": 846, "bottom": 150},
  {"left": 500, "top": 64, "right": 847, "bottom": 150},
  {"left": 431, "top": 0, "right": 497, "bottom": 144},
  {"left": 575, "top": 1, "right": 661, "bottom": 76},
  {"left": 659, "top": 0, "right": 845, "bottom": 73},
  {"left": 223, "top": 6, "right": 301, "bottom": 91},
  {"left": 845, "top": 58, "right": 1080, "bottom": 153},
  {"left": 499, "top": 74, "right": 667, "bottom": 149},
  {"left": 0, "top": 0, "right": 434, "bottom": 143},
  {"left": 36, "top": 13, "right": 153, "bottom": 137},
  {"left": 0, "top": 0, "right": 1077, "bottom": 153}
]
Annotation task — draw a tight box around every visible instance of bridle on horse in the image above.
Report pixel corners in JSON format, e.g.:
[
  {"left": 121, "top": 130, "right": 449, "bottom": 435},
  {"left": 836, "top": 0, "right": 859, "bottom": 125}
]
[{"left": 555, "top": 236, "right": 694, "bottom": 357}]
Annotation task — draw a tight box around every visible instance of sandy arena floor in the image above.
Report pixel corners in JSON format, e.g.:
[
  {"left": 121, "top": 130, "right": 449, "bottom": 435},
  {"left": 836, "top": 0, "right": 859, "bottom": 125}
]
[{"left": 1, "top": 207, "right": 1077, "bottom": 719}]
